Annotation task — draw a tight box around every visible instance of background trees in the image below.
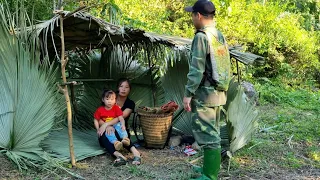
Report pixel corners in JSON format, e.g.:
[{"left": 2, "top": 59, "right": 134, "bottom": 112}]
[{"left": 2, "top": 0, "right": 319, "bottom": 84}]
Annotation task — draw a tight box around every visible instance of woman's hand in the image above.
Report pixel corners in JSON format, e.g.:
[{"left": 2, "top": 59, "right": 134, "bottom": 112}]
[
  {"left": 121, "top": 125, "right": 126, "bottom": 131},
  {"left": 97, "top": 122, "right": 109, "bottom": 137},
  {"left": 183, "top": 97, "right": 192, "bottom": 112},
  {"left": 97, "top": 124, "right": 107, "bottom": 137},
  {"left": 105, "top": 125, "right": 115, "bottom": 135}
]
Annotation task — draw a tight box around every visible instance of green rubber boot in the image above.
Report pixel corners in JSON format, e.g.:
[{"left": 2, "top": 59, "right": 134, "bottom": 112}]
[
  {"left": 203, "top": 148, "right": 221, "bottom": 180},
  {"left": 192, "top": 149, "right": 226, "bottom": 174},
  {"left": 191, "top": 148, "right": 221, "bottom": 180}
]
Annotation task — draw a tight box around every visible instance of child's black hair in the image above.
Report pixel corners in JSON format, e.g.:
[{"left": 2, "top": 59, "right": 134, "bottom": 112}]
[{"left": 101, "top": 89, "right": 116, "bottom": 106}]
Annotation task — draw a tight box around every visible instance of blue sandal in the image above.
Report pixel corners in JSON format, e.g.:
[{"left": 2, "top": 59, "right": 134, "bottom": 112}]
[
  {"left": 132, "top": 156, "right": 141, "bottom": 165},
  {"left": 114, "top": 157, "right": 127, "bottom": 167}
]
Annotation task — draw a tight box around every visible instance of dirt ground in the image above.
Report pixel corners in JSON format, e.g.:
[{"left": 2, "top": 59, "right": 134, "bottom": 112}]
[{"left": 1, "top": 146, "right": 319, "bottom": 180}]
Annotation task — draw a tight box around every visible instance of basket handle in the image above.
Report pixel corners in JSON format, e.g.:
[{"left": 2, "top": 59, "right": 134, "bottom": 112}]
[{"left": 132, "top": 111, "right": 144, "bottom": 143}]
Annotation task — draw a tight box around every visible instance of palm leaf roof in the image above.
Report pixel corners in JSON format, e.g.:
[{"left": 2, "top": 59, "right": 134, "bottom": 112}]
[
  {"left": 32, "top": 10, "right": 187, "bottom": 58},
  {"left": 32, "top": 10, "right": 263, "bottom": 65}
]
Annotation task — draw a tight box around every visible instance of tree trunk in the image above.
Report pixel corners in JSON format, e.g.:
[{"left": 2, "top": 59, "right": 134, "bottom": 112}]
[{"left": 59, "top": 11, "right": 76, "bottom": 167}]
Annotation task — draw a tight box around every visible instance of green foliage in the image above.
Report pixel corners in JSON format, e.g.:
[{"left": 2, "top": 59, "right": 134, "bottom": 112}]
[
  {"left": 114, "top": 0, "right": 195, "bottom": 37},
  {"left": 0, "top": 3, "right": 62, "bottom": 170},
  {"left": 0, "top": 0, "right": 53, "bottom": 20},
  {"left": 65, "top": 0, "right": 123, "bottom": 25},
  {"left": 214, "top": 0, "right": 320, "bottom": 80},
  {"left": 284, "top": 0, "right": 320, "bottom": 30}
]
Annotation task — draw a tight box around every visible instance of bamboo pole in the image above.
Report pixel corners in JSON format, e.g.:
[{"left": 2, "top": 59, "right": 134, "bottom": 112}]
[
  {"left": 59, "top": 10, "right": 76, "bottom": 167},
  {"left": 188, "top": 155, "right": 203, "bottom": 164}
]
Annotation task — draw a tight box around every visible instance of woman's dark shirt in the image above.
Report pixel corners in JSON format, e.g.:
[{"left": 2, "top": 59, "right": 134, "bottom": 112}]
[{"left": 120, "top": 97, "right": 135, "bottom": 128}]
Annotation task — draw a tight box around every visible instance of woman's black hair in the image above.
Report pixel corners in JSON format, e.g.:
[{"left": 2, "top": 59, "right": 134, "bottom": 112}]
[
  {"left": 117, "top": 78, "right": 132, "bottom": 90},
  {"left": 101, "top": 89, "right": 116, "bottom": 106}
]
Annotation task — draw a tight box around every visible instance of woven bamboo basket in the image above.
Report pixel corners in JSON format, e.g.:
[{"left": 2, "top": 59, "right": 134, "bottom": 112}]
[{"left": 137, "top": 112, "right": 173, "bottom": 148}]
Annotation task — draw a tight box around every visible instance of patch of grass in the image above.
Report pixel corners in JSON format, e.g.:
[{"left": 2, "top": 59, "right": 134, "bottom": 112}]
[
  {"left": 284, "top": 152, "right": 305, "bottom": 168},
  {"left": 262, "top": 108, "right": 319, "bottom": 143},
  {"left": 225, "top": 79, "right": 320, "bottom": 177},
  {"left": 254, "top": 78, "right": 320, "bottom": 111},
  {"left": 127, "top": 165, "right": 157, "bottom": 179}
]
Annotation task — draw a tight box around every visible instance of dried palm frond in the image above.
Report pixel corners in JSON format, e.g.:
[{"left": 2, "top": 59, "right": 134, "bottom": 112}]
[{"left": 226, "top": 85, "right": 259, "bottom": 153}]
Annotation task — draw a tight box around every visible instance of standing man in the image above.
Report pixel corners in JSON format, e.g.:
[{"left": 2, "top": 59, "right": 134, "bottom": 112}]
[{"left": 183, "top": 0, "right": 231, "bottom": 179}]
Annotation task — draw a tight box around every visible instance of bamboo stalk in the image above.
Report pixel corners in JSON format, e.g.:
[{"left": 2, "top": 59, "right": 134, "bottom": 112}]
[
  {"left": 189, "top": 155, "right": 203, "bottom": 164},
  {"left": 59, "top": 10, "right": 76, "bottom": 167}
]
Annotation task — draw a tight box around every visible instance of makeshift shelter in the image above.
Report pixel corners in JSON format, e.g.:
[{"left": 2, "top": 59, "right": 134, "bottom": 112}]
[{"left": 31, "top": 10, "right": 262, "bottom": 161}]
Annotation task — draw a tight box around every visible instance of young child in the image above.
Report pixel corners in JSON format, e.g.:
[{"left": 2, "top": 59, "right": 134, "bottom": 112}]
[{"left": 94, "top": 89, "right": 130, "bottom": 150}]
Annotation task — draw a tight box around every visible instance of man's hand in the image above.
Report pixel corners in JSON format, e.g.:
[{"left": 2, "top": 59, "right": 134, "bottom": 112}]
[{"left": 183, "top": 97, "right": 192, "bottom": 112}]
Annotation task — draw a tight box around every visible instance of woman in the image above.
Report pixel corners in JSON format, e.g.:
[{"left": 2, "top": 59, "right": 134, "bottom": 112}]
[{"left": 96, "top": 78, "right": 141, "bottom": 166}]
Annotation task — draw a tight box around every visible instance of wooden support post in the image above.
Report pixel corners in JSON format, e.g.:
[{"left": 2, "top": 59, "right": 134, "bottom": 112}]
[{"left": 59, "top": 10, "right": 76, "bottom": 167}]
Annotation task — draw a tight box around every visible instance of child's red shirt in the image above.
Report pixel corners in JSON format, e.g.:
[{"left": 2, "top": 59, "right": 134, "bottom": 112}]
[{"left": 94, "top": 105, "right": 123, "bottom": 122}]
